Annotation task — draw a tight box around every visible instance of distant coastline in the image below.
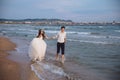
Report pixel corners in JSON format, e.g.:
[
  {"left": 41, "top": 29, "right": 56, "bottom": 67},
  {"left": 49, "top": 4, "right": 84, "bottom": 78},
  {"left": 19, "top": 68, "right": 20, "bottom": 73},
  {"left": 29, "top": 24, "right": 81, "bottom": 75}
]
[{"left": 0, "top": 18, "right": 120, "bottom": 26}]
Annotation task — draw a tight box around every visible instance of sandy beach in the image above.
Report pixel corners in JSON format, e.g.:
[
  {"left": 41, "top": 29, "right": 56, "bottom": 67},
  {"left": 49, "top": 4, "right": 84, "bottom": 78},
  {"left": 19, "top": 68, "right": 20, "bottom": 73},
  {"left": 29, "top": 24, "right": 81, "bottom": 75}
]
[{"left": 0, "top": 36, "right": 39, "bottom": 80}]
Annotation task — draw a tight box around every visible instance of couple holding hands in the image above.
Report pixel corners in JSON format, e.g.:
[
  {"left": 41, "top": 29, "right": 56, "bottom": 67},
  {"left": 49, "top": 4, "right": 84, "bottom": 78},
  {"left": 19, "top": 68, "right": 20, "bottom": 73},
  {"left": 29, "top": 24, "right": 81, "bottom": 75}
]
[{"left": 29, "top": 26, "right": 66, "bottom": 63}]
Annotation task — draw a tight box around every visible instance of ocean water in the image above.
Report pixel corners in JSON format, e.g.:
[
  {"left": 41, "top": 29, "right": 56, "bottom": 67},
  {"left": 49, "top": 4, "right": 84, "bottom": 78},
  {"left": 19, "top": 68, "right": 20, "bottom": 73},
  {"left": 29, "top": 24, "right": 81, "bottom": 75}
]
[{"left": 0, "top": 24, "right": 120, "bottom": 80}]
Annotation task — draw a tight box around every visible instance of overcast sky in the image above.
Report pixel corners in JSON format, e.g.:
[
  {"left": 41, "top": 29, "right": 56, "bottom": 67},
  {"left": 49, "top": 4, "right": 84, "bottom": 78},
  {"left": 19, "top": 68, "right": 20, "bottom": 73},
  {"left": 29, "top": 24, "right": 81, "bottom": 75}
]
[{"left": 0, "top": 0, "right": 120, "bottom": 22}]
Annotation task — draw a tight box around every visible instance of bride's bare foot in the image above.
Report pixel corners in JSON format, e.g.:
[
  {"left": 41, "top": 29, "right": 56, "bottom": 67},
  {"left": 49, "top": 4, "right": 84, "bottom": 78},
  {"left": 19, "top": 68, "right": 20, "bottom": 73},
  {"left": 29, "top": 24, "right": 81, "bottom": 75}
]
[{"left": 31, "top": 59, "right": 36, "bottom": 63}]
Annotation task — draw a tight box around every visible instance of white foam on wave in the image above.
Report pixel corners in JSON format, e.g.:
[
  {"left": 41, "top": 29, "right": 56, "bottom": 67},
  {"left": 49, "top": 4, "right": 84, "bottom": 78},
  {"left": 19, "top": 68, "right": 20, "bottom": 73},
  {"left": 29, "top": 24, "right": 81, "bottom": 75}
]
[
  {"left": 67, "top": 39, "right": 109, "bottom": 45},
  {"left": 86, "top": 35, "right": 120, "bottom": 39},
  {"left": 31, "top": 61, "right": 67, "bottom": 80},
  {"left": 17, "top": 29, "right": 28, "bottom": 31},
  {"left": 46, "top": 30, "right": 91, "bottom": 35},
  {"left": 15, "top": 48, "right": 20, "bottom": 53},
  {"left": 87, "top": 35, "right": 107, "bottom": 38},
  {"left": 80, "top": 40, "right": 109, "bottom": 44},
  {"left": 31, "top": 64, "right": 45, "bottom": 80},
  {"left": 18, "top": 29, "right": 37, "bottom": 33},
  {"left": 67, "top": 31, "right": 91, "bottom": 35},
  {"left": 38, "top": 62, "right": 66, "bottom": 76},
  {"left": 15, "top": 29, "right": 37, "bottom": 35},
  {"left": 108, "top": 36, "right": 120, "bottom": 39},
  {"left": 114, "top": 30, "right": 120, "bottom": 33},
  {"left": 1, "top": 31, "right": 6, "bottom": 33},
  {"left": 46, "top": 30, "right": 58, "bottom": 33},
  {"left": 98, "top": 26, "right": 104, "bottom": 28}
]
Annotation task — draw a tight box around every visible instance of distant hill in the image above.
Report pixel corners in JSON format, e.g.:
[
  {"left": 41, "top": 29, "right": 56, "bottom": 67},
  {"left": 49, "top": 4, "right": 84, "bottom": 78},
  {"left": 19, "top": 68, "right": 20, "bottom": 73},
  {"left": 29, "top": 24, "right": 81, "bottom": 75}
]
[
  {"left": 0, "top": 18, "right": 120, "bottom": 26},
  {"left": 0, "top": 18, "right": 72, "bottom": 22}
]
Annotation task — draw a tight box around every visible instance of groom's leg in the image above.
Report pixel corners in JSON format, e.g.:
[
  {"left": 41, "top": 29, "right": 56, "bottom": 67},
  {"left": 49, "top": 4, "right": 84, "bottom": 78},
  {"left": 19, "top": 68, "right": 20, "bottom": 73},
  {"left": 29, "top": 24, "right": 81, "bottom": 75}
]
[
  {"left": 61, "top": 43, "right": 65, "bottom": 63},
  {"left": 56, "top": 42, "right": 60, "bottom": 60}
]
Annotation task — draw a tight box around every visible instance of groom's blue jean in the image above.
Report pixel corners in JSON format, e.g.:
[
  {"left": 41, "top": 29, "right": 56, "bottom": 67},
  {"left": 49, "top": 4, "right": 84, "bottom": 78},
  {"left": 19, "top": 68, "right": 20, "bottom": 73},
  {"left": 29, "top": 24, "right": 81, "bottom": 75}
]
[{"left": 57, "top": 42, "right": 65, "bottom": 55}]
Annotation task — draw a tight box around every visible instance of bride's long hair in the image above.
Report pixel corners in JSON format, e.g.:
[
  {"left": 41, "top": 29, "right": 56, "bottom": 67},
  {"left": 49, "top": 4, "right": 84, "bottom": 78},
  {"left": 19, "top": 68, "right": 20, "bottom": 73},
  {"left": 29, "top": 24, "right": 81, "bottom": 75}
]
[{"left": 36, "top": 29, "right": 45, "bottom": 39}]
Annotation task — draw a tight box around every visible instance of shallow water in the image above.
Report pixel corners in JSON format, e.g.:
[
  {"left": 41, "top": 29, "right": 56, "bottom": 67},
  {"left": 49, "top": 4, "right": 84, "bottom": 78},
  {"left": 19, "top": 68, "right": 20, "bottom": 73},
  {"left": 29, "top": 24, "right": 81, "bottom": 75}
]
[{"left": 0, "top": 24, "right": 120, "bottom": 80}]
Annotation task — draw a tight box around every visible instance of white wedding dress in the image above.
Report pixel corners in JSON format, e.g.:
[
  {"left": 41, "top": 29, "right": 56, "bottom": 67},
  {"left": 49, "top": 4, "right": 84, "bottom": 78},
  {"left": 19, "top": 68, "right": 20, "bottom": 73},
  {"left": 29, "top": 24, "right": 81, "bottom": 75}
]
[{"left": 28, "top": 37, "right": 47, "bottom": 61}]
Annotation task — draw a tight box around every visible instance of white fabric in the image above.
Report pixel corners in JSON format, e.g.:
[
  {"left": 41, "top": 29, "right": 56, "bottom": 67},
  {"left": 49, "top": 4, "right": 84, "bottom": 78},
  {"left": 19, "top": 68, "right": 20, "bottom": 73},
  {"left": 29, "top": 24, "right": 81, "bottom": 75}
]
[
  {"left": 55, "top": 31, "right": 66, "bottom": 43},
  {"left": 28, "top": 37, "right": 47, "bottom": 61}
]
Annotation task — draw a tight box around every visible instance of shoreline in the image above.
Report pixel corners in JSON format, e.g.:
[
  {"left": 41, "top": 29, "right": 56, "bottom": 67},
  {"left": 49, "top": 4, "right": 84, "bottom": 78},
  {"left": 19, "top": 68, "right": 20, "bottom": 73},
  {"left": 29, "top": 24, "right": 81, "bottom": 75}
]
[
  {"left": 0, "top": 36, "right": 39, "bottom": 80},
  {"left": 0, "top": 36, "right": 109, "bottom": 80}
]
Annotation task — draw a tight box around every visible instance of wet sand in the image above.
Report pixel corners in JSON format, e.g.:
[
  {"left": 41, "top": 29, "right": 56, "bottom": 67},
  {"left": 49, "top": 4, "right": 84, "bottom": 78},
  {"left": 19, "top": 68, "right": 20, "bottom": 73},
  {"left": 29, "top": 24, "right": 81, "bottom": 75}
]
[{"left": 0, "top": 36, "right": 39, "bottom": 80}]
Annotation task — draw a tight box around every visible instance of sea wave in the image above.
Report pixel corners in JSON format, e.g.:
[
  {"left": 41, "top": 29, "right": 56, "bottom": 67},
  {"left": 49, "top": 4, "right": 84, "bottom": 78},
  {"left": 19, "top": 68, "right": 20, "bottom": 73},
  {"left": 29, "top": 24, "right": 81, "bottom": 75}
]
[
  {"left": 67, "top": 39, "right": 111, "bottom": 45},
  {"left": 88, "top": 35, "right": 120, "bottom": 39},
  {"left": 114, "top": 30, "right": 120, "bottom": 33},
  {"left": 46, "top": 30, "right": 58, "bottom": 33},
  {"left": 31, "top": 61, "right": 83, "bottom": 80},
  {"left": 108, "top": 36, "right": 120, "bottom": 39},
  {"left": 86, "top": 35, "right": 106, "bottom": 38},
  {"left": 46, "top": 30, "right": 91, "bottom": 35},
  {"left": 98, "top": 26, "right": 104, "bottom": 28},
  {"left": 65, "top": 31, "right": 90, "bottom": 35},
  {"left": 31, "top": 61, "right": 67, "bottom": 80}
]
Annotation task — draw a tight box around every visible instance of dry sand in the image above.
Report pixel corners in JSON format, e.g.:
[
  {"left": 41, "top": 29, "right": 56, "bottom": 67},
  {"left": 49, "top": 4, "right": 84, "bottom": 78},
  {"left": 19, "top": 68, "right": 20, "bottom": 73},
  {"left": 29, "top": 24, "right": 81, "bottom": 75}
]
[{"left": 0, "top": 37, "right": 39, "bottom": 80}]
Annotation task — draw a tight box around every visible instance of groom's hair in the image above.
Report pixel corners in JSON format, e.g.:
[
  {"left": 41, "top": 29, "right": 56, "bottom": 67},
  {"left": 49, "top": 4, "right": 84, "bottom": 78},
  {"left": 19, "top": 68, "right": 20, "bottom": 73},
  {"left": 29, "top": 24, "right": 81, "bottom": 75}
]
[{"left": 61, "top": 26, "right": 65, "bottom": 29}]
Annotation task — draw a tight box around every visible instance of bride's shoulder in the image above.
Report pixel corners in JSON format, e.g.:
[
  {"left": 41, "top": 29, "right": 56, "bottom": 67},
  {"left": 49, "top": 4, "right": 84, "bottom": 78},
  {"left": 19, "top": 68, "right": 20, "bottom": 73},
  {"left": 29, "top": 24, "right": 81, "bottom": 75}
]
[
  {"left": 32, "top": 37, "right": 38, "bottom": 40},
  {"left": 33, "top": 37, "right": 37, "bottom": 39}
]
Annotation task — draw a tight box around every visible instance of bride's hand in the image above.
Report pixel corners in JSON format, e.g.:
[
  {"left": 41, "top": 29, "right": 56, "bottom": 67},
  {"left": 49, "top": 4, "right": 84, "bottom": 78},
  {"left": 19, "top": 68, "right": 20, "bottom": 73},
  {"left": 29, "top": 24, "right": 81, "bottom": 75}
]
[{"left": 48, "top": 37, "right": 54, "bottom": 40}]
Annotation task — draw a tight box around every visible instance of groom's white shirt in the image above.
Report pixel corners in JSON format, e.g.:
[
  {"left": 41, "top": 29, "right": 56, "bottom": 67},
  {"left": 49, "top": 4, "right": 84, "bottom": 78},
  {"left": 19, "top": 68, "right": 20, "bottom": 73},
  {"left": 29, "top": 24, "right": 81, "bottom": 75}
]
[{"left": 53, "top": 31, "right": 66, "bottom": 43}]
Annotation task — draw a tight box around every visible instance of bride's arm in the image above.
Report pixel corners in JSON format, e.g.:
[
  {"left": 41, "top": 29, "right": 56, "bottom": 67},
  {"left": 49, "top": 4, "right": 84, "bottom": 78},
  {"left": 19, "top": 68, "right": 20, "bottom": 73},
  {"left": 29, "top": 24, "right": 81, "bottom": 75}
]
[
  {"left": 45, "top": 32, "right": 58, "bottom": 40},
  {"left": 45, "top": 35, "right": 53, "bottom": 40}
]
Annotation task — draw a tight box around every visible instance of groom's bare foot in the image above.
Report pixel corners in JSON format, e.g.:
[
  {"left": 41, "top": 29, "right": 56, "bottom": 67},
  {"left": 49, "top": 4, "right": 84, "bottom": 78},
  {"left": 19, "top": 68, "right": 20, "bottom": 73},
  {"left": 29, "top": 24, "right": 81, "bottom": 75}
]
[
  {"left": 61, "top": 55, "right": 65, "bottom": 64},
  {"left": 61, "top": 58, "right": 65, "bottom": 64},
  {"left": 55, "top": 54, "right": 59, "bottom": 61}
]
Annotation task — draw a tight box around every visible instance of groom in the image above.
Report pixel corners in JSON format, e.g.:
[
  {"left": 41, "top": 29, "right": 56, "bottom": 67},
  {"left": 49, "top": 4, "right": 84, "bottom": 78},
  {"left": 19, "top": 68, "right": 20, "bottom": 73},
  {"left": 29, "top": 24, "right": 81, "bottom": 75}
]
[{"left": 53, "top": 26, "right": 66, "bottom": 63}]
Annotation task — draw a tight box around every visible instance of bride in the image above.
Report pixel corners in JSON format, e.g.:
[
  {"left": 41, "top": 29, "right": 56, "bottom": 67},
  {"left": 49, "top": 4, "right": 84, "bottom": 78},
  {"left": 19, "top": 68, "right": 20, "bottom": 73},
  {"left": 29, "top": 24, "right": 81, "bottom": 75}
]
[{"left": 28, "top": 29, "right": 47, "bottom": 61}]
